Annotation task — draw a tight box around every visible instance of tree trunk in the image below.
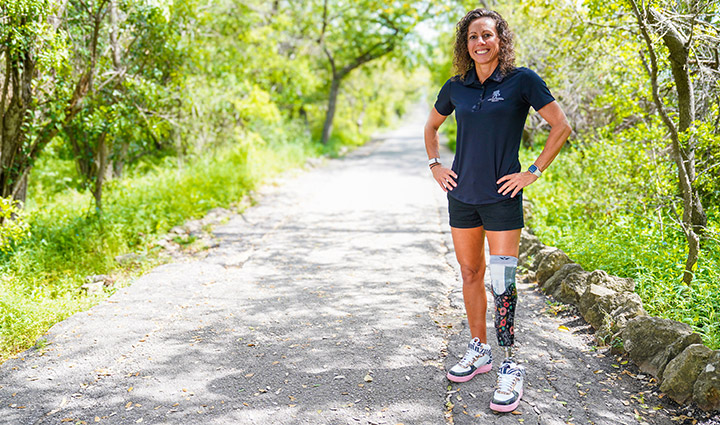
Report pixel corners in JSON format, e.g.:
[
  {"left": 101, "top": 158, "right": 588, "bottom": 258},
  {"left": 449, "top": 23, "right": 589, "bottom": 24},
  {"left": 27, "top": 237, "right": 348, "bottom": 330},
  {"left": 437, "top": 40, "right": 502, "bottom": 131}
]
[
  {"left": 651, "top": 8, "right": 707, "bottom": 236},
  {"left": 113, "top": 142, "right": 128, "bottom": 178},
  {"left": 92, "top": 132, "right": 109, "bottom": 212},
  {"left": 1, "top": 47, "right": 36, "bottom": 203},
  {"left": 321, "top": 75, "right": 341, "bottom": 145},
  {"left": 631, "top": 1, "right": 707, "bottom": 285}
]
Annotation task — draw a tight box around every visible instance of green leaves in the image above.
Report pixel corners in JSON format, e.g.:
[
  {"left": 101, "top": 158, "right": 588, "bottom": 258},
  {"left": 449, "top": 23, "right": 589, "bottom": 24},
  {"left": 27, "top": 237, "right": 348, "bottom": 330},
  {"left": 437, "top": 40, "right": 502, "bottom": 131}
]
[{"left": 0, "top": 198, "right": 30, "bottom": 254}]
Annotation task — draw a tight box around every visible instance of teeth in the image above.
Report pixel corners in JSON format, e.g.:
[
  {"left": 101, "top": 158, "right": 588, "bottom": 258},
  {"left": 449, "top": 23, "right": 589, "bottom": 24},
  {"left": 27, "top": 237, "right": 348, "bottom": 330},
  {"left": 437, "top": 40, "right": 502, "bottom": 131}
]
[{"left": 475, "top": 49, "right": 489, "bottom": 54}]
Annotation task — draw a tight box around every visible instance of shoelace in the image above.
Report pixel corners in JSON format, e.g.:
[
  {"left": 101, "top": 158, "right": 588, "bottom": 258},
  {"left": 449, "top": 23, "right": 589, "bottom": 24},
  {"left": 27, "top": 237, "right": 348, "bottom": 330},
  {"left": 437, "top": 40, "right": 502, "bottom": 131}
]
[
  {"left": 495, "top": 371, "right": 520, "bottom": 394},
  {"left": 458, "top": 348, "right": 481, "bottom": 368}
]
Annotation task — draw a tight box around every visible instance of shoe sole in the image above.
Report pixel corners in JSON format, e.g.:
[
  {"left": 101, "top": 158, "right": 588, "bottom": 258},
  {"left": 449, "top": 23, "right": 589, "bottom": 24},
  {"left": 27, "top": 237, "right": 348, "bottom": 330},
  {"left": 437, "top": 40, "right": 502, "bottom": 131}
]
[
  {"left": 489, "top": 388, "right": 523, "bottom": 413},
  {"left": 446, "top": 363, "right": 492, "bottom": 383}
]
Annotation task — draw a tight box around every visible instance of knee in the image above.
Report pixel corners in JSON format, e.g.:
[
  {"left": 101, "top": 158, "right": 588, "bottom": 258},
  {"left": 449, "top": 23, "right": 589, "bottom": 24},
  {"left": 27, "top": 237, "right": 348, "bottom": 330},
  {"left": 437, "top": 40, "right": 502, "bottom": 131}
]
[{"left": 459, "top": 264, "right": 485, "bottom": 284}]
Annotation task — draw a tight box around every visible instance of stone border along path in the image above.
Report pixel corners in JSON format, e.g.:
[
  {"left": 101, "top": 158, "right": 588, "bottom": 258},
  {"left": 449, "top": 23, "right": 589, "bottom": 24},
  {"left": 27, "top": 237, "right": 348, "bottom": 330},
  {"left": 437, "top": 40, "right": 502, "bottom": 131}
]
[
  {"left": 521, "top": 230, "right": 720, "bottom": 415},
  {"left": 0, "top": 107, "right": 713, "bottom": 425}
]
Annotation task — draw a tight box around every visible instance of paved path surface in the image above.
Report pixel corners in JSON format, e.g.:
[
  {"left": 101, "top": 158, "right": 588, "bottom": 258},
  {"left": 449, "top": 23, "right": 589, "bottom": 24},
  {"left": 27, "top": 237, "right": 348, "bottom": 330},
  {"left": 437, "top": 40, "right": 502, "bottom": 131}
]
[{"left": 0, "top": 109, "right": 690, "bottom": 424}]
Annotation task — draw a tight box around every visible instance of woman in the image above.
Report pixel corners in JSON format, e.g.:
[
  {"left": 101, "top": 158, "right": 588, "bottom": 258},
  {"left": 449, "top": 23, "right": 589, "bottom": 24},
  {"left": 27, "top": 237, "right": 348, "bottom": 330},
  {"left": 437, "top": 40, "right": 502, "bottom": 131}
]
[{"left": 424, "top": 9, "right": 571, "bottom": 413}]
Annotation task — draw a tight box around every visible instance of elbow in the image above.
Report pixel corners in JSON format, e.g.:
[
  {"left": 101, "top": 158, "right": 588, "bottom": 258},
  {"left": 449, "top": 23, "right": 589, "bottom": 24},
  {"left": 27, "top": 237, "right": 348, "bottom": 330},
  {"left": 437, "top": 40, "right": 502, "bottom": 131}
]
[
  {"left": 425, "top": 122, "right": 440, "bottom": 135},
  {"left": 561, "top": 121, "right": 572, "bottom": 141}
]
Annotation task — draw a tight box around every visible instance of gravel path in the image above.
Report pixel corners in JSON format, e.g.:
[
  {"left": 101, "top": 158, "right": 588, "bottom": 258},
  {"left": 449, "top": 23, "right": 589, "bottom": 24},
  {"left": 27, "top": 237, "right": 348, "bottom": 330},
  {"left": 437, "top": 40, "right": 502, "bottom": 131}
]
[{"left": 0, "top": 108, "right": 695, "bottom": 424}]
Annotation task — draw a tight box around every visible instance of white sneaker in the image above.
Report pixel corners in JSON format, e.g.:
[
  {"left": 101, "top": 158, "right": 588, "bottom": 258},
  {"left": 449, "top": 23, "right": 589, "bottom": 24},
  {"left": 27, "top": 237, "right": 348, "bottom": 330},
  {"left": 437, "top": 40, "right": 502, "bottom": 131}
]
[
  {"left": 446, "top": 337, "right": 493, "bottom": 382},
  {"left": 490, "top": 358, "right": 525, "bottom": 412}
]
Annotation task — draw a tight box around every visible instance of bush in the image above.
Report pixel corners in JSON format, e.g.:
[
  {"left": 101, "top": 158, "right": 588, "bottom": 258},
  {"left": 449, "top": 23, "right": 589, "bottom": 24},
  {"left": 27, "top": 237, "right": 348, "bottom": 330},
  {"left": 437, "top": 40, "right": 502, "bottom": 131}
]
[{"left": 521, "top": 136, "right": 720, "bottom": 349}]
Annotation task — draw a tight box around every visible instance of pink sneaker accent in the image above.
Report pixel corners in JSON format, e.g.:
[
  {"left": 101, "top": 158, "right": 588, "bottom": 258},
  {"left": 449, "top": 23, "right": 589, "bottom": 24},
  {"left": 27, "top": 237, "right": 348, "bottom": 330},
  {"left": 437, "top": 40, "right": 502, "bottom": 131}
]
[
  {"left": 446, "top": 362, "right": 493, "bottom": 382},
  {"left": 489, "top": 387, "right": 523, "bottom": 412}
]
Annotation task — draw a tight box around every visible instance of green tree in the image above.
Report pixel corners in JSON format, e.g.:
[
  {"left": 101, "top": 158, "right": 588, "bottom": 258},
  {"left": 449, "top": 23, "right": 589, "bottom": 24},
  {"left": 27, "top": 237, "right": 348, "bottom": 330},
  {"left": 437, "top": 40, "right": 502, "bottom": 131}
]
[
  {"left": 314, "top": 0, "right": 430, "bottom": 144},
  {"left": 0, "top": 0, "right": 77, "bottom": 202},
  {"left": 627, "top": 0, "right": 719, "bottom": 284},
  {"left": 61, "top": 0, "right": 187, "bottom": 211}
]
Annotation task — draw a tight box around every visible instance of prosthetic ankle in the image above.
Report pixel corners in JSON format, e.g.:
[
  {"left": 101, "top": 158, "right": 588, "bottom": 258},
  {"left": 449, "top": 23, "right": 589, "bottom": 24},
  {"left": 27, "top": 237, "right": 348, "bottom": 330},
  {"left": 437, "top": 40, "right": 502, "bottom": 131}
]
[
  {"left": 503, "top": 346, "right": 514, "bottom": 360},
  {"left": 489, "top": 255, "right": 518, "bottom": 348}
]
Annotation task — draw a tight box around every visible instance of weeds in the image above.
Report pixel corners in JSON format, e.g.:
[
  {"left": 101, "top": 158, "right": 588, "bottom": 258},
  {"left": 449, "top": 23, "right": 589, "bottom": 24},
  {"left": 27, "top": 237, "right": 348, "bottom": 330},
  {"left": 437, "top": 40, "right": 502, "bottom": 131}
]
[{"left": 521, "top": 145, "right": 720, "bottom": 349}]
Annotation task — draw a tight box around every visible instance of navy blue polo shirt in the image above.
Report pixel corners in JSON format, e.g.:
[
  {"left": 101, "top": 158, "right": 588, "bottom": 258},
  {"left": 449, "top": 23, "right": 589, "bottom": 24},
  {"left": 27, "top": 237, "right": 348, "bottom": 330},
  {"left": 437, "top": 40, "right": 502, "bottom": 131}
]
[{"left": 434, "top": 66, "right": 554, "bottom": 205}]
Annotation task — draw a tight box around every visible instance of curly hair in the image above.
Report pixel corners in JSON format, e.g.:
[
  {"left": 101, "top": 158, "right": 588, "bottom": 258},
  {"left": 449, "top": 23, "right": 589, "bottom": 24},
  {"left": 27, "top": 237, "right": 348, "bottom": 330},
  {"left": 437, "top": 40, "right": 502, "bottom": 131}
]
[{"left": 453, "top": 9, "right": 515, "bottom": 80}]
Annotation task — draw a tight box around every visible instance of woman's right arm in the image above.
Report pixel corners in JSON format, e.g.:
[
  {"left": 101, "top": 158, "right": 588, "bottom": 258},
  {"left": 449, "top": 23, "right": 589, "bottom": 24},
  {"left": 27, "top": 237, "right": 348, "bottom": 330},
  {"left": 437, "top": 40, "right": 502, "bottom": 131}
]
[{"left": 424, "top": 108, "right": 458, "bottom": 192}]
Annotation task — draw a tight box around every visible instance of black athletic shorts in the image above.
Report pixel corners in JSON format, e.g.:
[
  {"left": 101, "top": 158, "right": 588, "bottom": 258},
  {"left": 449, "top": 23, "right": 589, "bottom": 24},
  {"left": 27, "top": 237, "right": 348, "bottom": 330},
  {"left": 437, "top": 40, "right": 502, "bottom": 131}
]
[{"left": 448, "top": 193, "right": 524, "bottom": 231}]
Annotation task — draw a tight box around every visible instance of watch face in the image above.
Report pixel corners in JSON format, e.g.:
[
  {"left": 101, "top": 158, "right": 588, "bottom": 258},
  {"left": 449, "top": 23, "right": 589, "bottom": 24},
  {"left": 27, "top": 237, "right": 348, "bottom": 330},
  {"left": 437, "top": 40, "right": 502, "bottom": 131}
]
[{"left": 528, "top": 165, "right": 537, "bottom": 172}]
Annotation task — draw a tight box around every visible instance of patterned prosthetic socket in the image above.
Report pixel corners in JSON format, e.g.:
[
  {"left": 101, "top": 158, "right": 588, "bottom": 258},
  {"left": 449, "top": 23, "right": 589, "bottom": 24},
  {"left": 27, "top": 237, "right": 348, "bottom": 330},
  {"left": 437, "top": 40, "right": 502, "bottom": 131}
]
[{"left": 489, "top": 255, "right": 518, "bottom": 347}]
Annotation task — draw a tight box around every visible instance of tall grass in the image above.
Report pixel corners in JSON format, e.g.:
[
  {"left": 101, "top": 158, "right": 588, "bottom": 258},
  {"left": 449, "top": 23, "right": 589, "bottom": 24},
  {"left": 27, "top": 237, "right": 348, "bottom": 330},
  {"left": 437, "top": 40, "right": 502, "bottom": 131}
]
[{"left": 520, "top": 144, "right": 720, "bottom": 349}]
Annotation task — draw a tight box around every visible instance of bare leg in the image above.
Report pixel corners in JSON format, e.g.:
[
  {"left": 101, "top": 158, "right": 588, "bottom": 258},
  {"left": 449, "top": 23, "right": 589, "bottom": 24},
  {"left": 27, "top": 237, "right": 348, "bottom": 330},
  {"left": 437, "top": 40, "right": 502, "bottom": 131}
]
[
  {"left": 485, "top": 229, "right": 521, "bottom": 257},
  {"left": 451, "top": 226, "right": 487, "bottom": 342}
]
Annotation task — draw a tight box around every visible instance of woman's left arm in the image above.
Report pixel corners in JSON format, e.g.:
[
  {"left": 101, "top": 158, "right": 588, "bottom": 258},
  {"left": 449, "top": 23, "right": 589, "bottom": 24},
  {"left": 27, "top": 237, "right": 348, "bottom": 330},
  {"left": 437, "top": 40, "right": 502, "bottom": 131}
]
[{"left": 497, "top": 101, "right": 572, "bottom": 197}]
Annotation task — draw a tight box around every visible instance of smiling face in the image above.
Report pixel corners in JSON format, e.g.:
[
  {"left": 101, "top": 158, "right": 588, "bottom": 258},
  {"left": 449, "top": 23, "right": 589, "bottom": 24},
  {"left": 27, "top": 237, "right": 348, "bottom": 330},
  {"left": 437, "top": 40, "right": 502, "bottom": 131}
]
[{"left": 467, "top": 17, "right": 500, "bottom": 67}]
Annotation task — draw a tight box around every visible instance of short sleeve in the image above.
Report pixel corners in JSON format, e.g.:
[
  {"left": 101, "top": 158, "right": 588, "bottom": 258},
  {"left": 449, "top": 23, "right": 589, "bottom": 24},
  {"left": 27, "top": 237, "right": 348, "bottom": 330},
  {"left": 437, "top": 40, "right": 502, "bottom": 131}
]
[
  {"left": 433, "top": 79, "right": 455, "bottom": 116},
  {"left": 521, "top": 68, "right": 555, "bottom": 111}
]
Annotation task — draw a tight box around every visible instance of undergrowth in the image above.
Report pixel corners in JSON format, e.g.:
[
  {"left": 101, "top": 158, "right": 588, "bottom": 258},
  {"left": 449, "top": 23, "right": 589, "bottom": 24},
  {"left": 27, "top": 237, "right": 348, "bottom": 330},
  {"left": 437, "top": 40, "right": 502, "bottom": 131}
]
[{"left": 520, "top": 144, "right": 720, "bottom": 349}]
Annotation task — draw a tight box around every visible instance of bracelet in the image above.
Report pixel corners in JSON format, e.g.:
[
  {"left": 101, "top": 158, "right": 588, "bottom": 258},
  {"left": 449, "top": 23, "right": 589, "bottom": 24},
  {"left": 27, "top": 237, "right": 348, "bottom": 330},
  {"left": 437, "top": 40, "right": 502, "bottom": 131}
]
[{"left": 429, "top": 162, "right": 441, "bottom": 170}]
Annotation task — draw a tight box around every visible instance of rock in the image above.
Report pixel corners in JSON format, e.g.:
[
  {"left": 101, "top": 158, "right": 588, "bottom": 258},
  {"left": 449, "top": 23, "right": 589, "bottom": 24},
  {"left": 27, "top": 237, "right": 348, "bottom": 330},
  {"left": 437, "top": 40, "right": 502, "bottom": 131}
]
[
  {"left": 607, "top": 293, "right": 646, "bottom": 330},
  {"left": 205, "top": 207, "right": 231, "bottom": 219},
  {"left": 660, "top": 344, "right": 713, "bottom": 404},
  {"left": 531, "top": 247, "right": 557, "bottom": 273},
  {"left": 80, "top": 281, "right": 103, "bottom": 295},
  {"left": 693, "top": 350, "right": 720, "bottom": 412},
  {"left": 169, "top": 225, "right": 186, "bottom": 235},
  {"left": 115, "top": 253, "right": 145, "bottom": 266},
  {"left": 523, "top": 270, "right": 536, "bottom": 283},
  {"left": 519, "top": 232, "right": 545, "bottom": 269},
  {"left": 85, "top": 274, "right": 110, "bottom": 284},
  {"left": 621, "top": 316, "right": 702, "bottom": 379},
  {"left": 586, "top": 270, "right": 635, "bottom": 293},
  {"left": 558, "top": 271, "right": 590, "bottom": 305},
  {"left": 522, "top": 199, "right": 534, "bottom": 223},
  {"left": 535, "top": 249, "right": 573, "bottom": 286},
  {"left": 185, "top": 221, "right": 203, "bottom": 236},
  {"left": 578, "top": 284, "right": 615, "bottom": 317},
  {"left": 580, "top": 289, "right": 645, "bottom": 337},
  {"left": 542, "top": 263, "right": 584, "bottom": 298},
  {"left": 656, "top": 332, "right": 706, "bottom": 379},
  {"left": 519, "top": 230, "right": 542, "bottom": 253}
]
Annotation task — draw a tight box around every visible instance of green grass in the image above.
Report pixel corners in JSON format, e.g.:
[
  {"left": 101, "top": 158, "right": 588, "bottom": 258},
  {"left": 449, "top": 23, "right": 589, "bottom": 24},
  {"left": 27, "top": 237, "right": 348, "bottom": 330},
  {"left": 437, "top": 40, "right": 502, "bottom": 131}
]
[
  {"left": 520, "top": 144, "right": 720, "bottom": 349},
  {"left": 0, "top": 131, "right": 318, "bottom": 362}
]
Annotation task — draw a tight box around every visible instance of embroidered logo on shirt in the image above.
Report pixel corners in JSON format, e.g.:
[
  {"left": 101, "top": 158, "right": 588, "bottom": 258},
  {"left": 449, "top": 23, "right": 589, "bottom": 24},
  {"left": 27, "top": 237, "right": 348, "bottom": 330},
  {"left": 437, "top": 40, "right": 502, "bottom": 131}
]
[{"left": 487, "top": 90, "right": 504, "bottom": 103}]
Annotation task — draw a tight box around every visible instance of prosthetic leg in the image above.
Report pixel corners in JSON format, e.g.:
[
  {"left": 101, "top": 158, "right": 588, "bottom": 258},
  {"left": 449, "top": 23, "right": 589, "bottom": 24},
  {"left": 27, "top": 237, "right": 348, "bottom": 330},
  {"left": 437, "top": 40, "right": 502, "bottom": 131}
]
[
  {"left": 488, "top": 255, "right": 518, "bottom": 354},
  {"left": 488, "top": 254, "right": 525, "bottom": 413}
]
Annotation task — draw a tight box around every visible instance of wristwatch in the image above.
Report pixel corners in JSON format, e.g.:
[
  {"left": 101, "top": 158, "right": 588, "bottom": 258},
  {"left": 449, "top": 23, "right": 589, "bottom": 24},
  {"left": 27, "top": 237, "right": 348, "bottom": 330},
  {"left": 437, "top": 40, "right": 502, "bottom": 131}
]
[
  {"left": 428, "top": 158, "right": 440, "bottom": 167},
  {"left": 528, "top": 164, "right": 542, "bottom": 177}
]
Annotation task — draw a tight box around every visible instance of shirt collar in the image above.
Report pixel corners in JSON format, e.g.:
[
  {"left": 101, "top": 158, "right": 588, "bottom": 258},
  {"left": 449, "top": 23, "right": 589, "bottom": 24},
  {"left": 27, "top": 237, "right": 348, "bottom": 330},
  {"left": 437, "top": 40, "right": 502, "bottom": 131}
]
[{"left": 462, "top": 65, "right": 505, "bottom": 87}]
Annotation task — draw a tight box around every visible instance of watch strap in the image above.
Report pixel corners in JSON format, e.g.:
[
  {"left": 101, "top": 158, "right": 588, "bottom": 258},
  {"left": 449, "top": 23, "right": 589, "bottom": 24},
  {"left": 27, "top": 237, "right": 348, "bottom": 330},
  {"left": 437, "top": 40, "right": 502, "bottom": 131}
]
[{"left": 528, "top": 164, "right": 542, "bottom": 177}]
